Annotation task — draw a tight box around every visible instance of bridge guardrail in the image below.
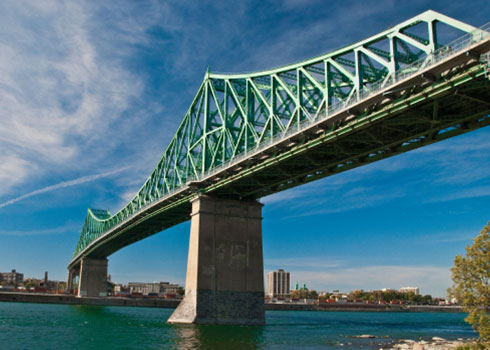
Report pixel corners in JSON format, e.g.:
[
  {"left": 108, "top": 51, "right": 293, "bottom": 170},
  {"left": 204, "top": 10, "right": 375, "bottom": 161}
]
[{"left": 197, "top": 22, "right": 490, "bottom": 180}]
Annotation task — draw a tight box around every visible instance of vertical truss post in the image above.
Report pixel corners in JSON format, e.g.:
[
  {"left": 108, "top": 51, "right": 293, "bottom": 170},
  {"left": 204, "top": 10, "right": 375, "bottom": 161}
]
[
  {"left": 324, "top": 60, "right": 332, "bottom": 115},
  {"left": 269, "top": 75, "right": 275, "bottom": 135},
  {"left": 203, "top": 79, "right": 209, "bottom": 175},
  {"left": 389, "top": 35, "right": 398, "bottom": 81},
  {"left": 297, "top": 68, "right": 303, "bottom": 128},
  {"left": 355, "top": 49, "right": 363, "bottom": 99},
  {"left": 428, "top": 20, "right": 438, "bottom": 52},
  {"left": 271, "top": 76, "right": 276, "bottom": 139},
  {"left": 246, "top": 80, "right": 252, "bottom": 153}
]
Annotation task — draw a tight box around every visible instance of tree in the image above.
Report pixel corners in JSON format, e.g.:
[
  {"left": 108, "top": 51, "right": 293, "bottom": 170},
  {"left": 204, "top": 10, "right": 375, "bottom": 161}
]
[
  {"left": 448, "top": 222, "right": 490, "bottom": 348},
  {"left": 290, "top": 289, "right": 318, "bottom": 300}
]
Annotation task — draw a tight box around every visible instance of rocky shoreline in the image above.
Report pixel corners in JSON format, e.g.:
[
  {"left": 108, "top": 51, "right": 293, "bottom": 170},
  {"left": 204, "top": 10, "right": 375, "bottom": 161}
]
[
  {"left": 353, "top": 335, "right": 475, "bottom": 350},
  {"left": 390, "top": 337, "right": 474, "bottom": 349},
  {"left": 355, "top": 334, "right": 474, "bottom": 350}
]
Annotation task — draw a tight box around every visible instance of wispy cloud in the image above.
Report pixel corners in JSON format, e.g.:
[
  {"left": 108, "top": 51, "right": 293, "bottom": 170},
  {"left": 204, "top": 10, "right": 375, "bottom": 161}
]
[
  {"left": 265, "top": 257, "right": 344, "bottom": 269},
  {"left": 0, "top": 222, "right": 79, "bottom": 236},
  {"left": 0, "top": 167, "right": 129, "bottom": 209},
  {"left": 427, "top": 185, "right": 490, "bottom": 203},
  {"left": 0, "top": 0, "right": 144, "bottom": 196},
  {"left": 0, "top": 154, "right": 36, "bottom": 197},
  {"left": 418, "top": 230, "right": 479, "bottom": 244},
  {"left": 265, "top": 181, "right": 407, "bottom": 217}
]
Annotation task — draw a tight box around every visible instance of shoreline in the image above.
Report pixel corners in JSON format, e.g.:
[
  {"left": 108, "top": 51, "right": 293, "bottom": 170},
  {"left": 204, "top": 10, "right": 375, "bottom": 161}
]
[
  {"left": 388, "top": 337, "right": 475, "bottom": 350},
  {"left": 0, "top": 291, "right": 464, "bottom": 312}
]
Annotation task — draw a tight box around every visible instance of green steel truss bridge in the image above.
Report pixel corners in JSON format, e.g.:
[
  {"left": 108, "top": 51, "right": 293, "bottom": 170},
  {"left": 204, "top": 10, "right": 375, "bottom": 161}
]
[{"left": 69, "top": 10, "right": 490, "bottom": 270}]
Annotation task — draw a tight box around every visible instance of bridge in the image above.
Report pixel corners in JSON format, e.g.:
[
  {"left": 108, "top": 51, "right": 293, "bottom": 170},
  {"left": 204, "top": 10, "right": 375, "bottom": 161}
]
[{"left": 67, "top": 10, "right": 490, "bottom": 325}]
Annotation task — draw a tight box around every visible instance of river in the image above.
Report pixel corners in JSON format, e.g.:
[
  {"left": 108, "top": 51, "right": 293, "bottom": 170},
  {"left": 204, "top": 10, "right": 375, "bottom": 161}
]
[{"left": 0, "top": 302, "right": 475, "bottom": 350}]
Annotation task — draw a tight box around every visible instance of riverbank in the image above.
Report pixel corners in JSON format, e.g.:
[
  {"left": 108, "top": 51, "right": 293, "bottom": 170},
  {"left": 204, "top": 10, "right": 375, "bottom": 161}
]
[
  {"left": 0, "top": 291, "right": 464, "bottom": 312},
  {"left": 389, "top": 337, "right": 474, "bottom": 349},
  {"left": 0, "top": 291, "right": 180, "bottom": 308},
  {"left": 266, "top": 302, "right": 464, "bottom": 313}
]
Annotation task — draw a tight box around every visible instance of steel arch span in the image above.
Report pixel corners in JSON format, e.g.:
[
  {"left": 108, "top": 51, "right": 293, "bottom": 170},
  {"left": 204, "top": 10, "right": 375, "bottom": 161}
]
[{"left": 69, "top": 10, "right": 490, "bottom": 269}]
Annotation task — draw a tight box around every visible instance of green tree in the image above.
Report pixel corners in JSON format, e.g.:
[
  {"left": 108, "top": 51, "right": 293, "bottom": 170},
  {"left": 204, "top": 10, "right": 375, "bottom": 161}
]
[{"left": 448, "top": 222, "right": 490, "bottom": 348}]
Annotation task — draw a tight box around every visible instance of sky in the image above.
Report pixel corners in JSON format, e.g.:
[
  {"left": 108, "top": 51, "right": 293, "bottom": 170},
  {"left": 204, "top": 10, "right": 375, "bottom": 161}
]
[{"left": 0, "top": 0, "right": 489, "bottom": 298}]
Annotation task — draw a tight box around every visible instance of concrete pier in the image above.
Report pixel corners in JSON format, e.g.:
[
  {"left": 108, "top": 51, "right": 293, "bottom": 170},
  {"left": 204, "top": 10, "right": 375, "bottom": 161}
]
[
  {"left": 168, "top": 195, "right": 265, "bottom": 325},
  {"left": 77, "top": 258, "right": 108, "bottom": 298},
  {"left": 66, "top": 269, "right": 78, "bottom": 293}
]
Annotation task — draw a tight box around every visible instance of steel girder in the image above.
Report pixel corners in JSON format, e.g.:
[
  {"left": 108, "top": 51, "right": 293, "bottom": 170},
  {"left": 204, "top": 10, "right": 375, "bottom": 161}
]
[{"left": 72, "top": 10, "right": 489, "bottom": 260}]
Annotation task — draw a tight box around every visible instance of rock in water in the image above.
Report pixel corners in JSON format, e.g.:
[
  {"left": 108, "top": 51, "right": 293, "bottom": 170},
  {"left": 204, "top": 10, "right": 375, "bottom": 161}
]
[{"left": 431, "top": 337, "right": 445, "bottom": 342}]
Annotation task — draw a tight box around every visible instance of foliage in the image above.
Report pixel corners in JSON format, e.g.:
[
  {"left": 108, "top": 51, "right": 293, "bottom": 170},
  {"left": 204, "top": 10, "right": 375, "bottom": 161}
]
[
  {"left": 456, "top": 343, "right": 480, "bottom": 350},
  {"left": 346, "top": 289, "right": 434, "bottom": 304},
  {"left": 449, "top": 222, "right": 490, "bottom": 348},
  {"left": 24, "top": 282, "right": 37, "bottom": 289},
  {"left": 291, "top": 289, "right": 318, "bottom": 299}
]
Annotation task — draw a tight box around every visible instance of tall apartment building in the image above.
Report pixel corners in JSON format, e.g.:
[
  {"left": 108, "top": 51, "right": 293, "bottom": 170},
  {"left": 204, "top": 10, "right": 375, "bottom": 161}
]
[{"left": 266, "top": 269, "right": 290, "bottom": 298}]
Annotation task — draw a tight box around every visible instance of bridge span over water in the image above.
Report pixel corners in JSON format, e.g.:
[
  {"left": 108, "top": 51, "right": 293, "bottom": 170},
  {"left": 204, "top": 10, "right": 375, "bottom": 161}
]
[{"left": 67, "top": 11, "right": 490, "bottom": 325}]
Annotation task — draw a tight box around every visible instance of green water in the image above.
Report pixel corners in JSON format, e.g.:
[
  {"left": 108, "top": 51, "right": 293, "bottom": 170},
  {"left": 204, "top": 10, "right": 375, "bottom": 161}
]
[{"left": 0, "top": 302, "right": 475, "bottom": 350}]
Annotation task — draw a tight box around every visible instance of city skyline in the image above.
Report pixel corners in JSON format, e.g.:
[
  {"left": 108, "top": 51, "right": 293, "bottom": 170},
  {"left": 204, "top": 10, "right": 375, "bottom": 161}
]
[
  {"left": 1, "top": 267, "right": 425, "bottom": 298},
  {"left": 1, "top": 0, "right": 490, "bottom": 298}
]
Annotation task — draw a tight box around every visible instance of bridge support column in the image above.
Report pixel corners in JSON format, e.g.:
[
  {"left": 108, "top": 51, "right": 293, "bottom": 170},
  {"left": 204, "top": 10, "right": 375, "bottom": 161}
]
[
  {"left": 168, "top": 195, "right": 264, "bottom": 325},
  {"left": 66, "top": 269, "right": 78, "bottom": 294},
  {"left": 77, "top": 258, "right": 108, "bottom": 298}
]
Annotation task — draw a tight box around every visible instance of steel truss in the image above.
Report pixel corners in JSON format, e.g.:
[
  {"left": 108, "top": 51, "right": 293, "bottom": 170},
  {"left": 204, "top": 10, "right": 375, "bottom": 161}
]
[{"left": 72, "top": 10, "right": 490, "bottom": 262}]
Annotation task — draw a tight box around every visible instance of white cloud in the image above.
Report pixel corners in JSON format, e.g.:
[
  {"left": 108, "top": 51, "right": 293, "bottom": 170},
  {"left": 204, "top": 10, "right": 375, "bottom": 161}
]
[
  {"left": 0, "top": 222, "right": 78, "bottom": 236},
  {"left": 428, "top": 185, "right": 490, "bottom": 203},
  {"left": 0, "top": 167, "right": 129, "bottom": 209},
  {"left": 0, "top": 0, "right": 143, "bottom": 197},
  {"left": 265, "top": 257, "right": 344, "bottom": 269},
  {"left": 418, "top": 230, "right": 479, "bottom": 244},
  {"left": 0, "top": 154, "right": 35, "bottom": 197}
]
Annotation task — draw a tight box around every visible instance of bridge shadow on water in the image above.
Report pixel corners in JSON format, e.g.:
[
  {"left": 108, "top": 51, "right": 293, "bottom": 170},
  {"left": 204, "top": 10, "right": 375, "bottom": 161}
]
[
  {"left": 169, "top": 324, "right": 264, "bottom": 350},
  {"left": 67, "top": 305, "right": 265, "bottom": 350}
]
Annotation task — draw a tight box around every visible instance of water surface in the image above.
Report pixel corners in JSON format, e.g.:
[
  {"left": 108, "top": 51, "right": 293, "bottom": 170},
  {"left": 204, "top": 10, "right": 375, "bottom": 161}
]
[{"left": 0, "top": 302, "right": 475, "bottom": 350}]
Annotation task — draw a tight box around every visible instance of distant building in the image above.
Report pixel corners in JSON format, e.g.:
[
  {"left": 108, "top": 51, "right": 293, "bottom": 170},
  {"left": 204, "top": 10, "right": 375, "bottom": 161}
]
[
  {"left": 0, "top": 269, "right": 23, "bottom": 287},
  {"left": 159, "top": 282, "right": 179, "bottom": 296},
  {"left": 128, "top": 282, "right": 160, "bottom": 295},
  {"left": 114, "top": 284, "right": 126, "bottom": 293},
  {"left": 128, "top": 282, "right": 180, "bottom": 296},
  {"left": 399, "top": 287, "right": 420, "bottom": 295},
  {"left": 266, "top": 269, "right": 290, "bottom": 298}
]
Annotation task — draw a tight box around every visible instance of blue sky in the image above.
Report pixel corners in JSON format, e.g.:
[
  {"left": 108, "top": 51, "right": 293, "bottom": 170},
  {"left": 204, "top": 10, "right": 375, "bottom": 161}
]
[{"left": 0, "top": 0, "right": 489, "bottom": 297}]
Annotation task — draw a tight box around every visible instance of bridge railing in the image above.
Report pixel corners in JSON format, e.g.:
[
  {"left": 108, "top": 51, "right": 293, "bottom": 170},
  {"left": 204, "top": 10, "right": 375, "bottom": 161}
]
[{"left": 197, "top": 22, "right": 490, "bottom": 181}]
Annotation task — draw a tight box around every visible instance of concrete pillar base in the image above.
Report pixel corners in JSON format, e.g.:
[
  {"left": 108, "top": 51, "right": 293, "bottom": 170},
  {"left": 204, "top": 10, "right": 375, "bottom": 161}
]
[
  {"left": 67, "top": 269, "right": 74, "bottom": 293},
  {"left": 168, "top": 290, "right": 265, "bottom": 325},
  {"left": 168, "top": 195, "right": 265, "bottom": 325},
  {"left": 77, "top": 258, "right": 108, "bottom": 298}
]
